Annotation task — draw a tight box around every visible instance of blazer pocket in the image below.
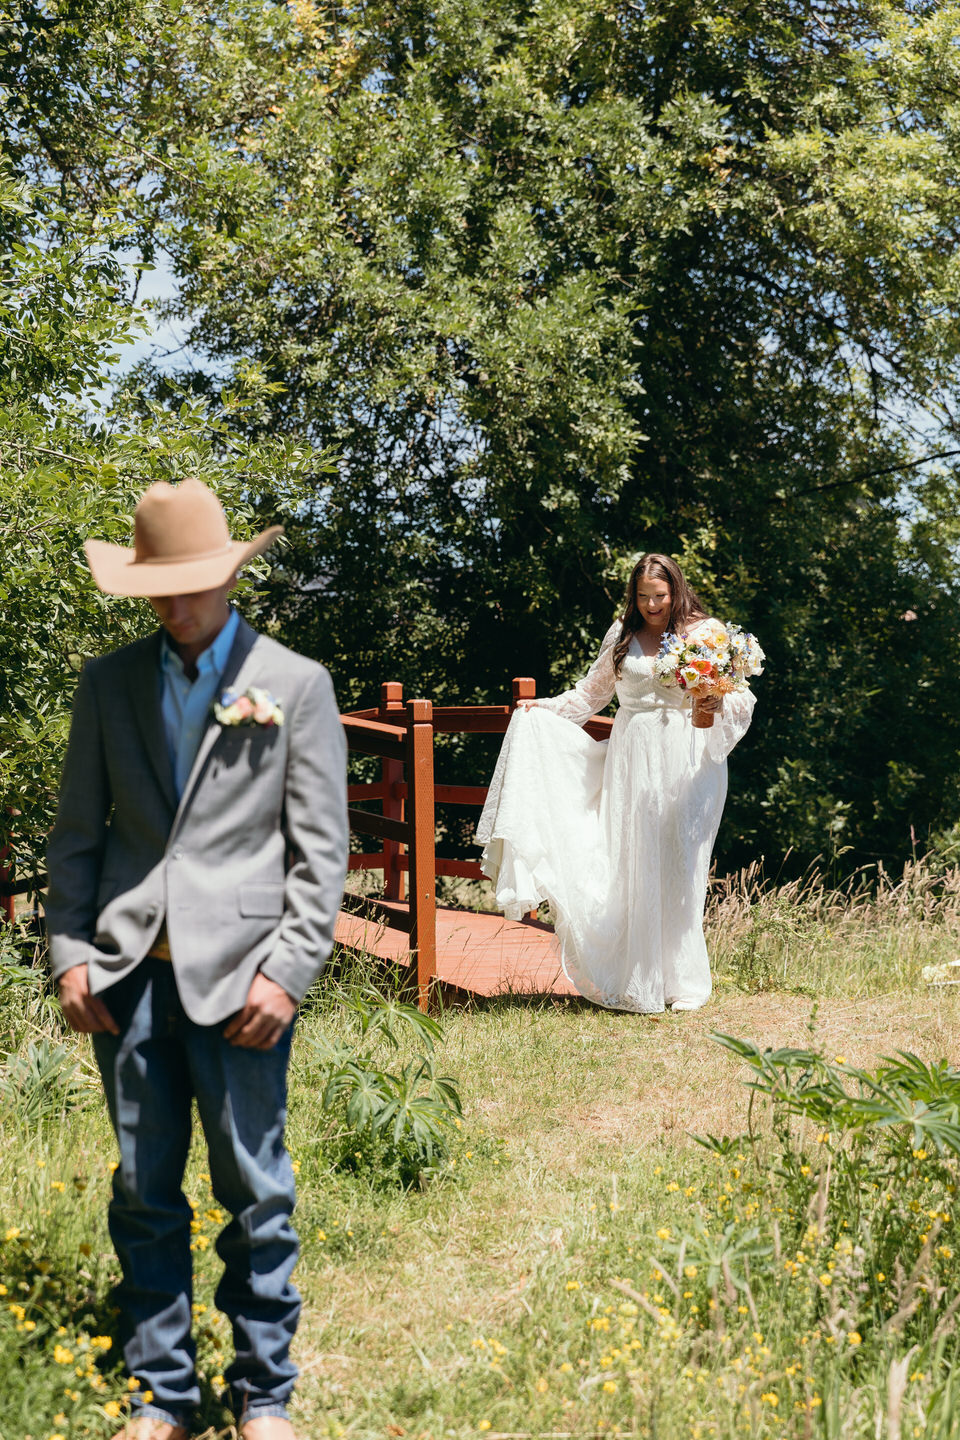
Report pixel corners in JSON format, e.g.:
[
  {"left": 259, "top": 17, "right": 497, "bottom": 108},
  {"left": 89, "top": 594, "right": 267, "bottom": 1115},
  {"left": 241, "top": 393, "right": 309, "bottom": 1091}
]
[{"left": 238, "top": 883, "right": 285, "bottom": 918}]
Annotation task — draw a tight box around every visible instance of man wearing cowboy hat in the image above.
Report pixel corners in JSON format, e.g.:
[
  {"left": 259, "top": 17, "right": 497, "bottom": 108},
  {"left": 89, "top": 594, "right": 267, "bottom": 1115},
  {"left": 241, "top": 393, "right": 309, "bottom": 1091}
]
[{"left": 46, "top": 479, "right": 349, "bottom": 1440}]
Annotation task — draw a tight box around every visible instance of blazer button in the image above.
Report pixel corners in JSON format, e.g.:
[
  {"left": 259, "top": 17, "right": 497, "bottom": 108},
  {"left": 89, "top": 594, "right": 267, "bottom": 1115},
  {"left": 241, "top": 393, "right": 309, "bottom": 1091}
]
[
  {"left": 146, "top": 904, "right": 158, "bottom": 921},
  {"left": 171, "top": 848, "right": 184, "bottom": 861}
]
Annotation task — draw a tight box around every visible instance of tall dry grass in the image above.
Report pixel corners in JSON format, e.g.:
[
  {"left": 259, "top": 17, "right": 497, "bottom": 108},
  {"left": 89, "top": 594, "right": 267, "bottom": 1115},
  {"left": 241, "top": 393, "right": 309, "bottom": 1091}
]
[{"left": 707, "top": 855, "right": 960, "bottom": 998}]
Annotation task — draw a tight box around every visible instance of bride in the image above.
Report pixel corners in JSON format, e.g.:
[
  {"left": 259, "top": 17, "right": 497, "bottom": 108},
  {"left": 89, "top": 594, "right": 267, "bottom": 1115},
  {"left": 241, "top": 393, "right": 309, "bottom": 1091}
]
[{"left": 476, "top": 554, "right": 758, "bottom": 1013}]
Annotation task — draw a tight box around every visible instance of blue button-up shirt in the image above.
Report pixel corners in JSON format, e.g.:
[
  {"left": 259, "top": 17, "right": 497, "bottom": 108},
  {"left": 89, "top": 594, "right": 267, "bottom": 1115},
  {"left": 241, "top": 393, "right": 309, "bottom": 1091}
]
[{"left": 160, "top": 607, "right": 240, "bottom": 799}]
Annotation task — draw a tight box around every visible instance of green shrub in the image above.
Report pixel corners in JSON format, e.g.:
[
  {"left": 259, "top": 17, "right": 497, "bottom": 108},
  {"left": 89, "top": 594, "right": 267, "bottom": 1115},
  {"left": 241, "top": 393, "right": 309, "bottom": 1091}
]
[
  {"left": 0, "top": 1038, "right": 93, "bottom": 1125},
  {"left": 602, "top": 1035, "right": 960, "bottom": 1432},
  {"left": 304, "top": 985, "right": 463, "bottom": 1186},
  {"left": 0, "top": 927, "right": 59, "bottom": 1057}
]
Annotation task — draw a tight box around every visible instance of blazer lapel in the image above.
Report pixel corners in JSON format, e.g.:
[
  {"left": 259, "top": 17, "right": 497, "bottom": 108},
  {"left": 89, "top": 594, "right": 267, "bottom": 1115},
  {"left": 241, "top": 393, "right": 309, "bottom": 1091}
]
[
  {"left": 128, "top": 631, "right": 178, "bottom": 813},
  {"left": 169, "top": 617, "right": 261, "bottom": 834}
]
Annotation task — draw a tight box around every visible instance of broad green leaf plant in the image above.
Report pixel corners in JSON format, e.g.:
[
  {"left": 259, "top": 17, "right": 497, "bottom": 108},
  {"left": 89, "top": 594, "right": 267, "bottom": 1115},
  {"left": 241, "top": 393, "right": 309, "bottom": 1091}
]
[{"left": 305, "top": 985, "right": 464, "bottom": 1186}]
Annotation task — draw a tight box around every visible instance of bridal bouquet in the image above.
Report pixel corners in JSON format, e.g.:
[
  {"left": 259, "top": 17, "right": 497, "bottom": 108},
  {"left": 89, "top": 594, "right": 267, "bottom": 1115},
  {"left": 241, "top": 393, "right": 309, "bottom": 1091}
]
[{"left": 654, "top": 620, "right": 765, "bottom": 728}]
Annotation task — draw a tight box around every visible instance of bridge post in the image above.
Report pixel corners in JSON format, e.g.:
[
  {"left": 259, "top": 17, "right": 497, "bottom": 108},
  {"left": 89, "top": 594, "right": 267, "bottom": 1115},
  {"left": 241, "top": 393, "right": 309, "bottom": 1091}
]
[
  {"left": 405, "top": 698, "right": 436, "bottom": 1011},
  {"left": 0, "top": 845, "right": 14, "bottom": 924},
  {"left": 379, "top": 683, "right": 405, "bottom": 901}
]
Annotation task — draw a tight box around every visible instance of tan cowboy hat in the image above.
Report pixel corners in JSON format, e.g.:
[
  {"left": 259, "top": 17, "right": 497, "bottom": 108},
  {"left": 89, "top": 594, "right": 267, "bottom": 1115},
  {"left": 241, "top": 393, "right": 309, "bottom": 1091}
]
[{"left": 84, "top": 479, "right": 283, "bottom": 597}]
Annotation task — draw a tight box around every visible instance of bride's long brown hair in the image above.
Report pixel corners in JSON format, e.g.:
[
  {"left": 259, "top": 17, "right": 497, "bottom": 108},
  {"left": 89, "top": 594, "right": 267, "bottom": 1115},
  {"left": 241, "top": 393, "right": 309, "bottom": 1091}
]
[{"left": 612, "top": 553, "right": 708, "bottom": 677}]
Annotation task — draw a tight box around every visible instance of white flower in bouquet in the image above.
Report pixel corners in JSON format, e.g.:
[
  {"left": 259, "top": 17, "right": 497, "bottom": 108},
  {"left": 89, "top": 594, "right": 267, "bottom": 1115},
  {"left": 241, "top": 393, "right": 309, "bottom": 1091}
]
[{"left": 726, "top": 624, "right": 765, "bottom": 682}]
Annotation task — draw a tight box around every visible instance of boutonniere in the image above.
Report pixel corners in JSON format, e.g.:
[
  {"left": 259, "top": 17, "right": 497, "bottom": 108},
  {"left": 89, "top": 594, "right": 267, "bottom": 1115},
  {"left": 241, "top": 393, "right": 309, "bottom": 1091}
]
[{"left": 214, "top": 686, "right": 285, "bottom": 728}]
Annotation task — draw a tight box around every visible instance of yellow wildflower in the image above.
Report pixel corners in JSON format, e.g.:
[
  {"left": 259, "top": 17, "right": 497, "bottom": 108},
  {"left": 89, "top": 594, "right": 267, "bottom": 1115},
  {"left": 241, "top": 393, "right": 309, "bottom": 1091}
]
[{"left": 847, "top": 1332, "right": 862, "bottom": 1346}]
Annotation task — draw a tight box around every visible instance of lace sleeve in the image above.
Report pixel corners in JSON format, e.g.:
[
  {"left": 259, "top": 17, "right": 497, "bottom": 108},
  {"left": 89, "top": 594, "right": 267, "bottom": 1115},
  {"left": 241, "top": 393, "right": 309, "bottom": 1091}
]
[
  {"left": 704, "top": 687, "right": 756, "bottom": 763},
  {"left": 535, "top": 621, "right": 619, "bottom": 726}
]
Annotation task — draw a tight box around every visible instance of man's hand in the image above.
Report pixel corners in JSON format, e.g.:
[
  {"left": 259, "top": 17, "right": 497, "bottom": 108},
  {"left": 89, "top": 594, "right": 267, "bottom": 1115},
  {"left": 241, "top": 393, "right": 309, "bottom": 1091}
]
[
  {"left": 58, "top": 963, "right": 119, "bottom": 1035},
  {"left": 224, "top": 973, "right": 297, "bottom": 1051}
]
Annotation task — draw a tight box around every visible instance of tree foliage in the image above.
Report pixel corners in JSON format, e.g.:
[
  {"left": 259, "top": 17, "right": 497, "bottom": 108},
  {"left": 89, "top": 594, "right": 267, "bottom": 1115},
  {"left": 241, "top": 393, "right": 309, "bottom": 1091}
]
[
  {"left": 0, "top": 165, "right": 330, "bottom": 876},
  {"left": 5, "top": 0, "right": 960, "bottom": 874}
]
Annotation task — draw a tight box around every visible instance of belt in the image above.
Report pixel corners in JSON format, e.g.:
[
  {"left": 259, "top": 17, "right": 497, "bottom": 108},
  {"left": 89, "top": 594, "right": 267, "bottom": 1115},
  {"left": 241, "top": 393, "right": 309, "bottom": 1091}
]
[
  {"left": 147, "top": 922, "right": 172, "bottom": 962},
  {"left": 620, "top": 703, "right": 682, "bottom": 715}
]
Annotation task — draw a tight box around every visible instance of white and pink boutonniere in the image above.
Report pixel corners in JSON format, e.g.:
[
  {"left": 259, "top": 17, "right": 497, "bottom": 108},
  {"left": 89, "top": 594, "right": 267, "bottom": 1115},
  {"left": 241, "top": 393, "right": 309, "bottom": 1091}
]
[{"left": 214, "top": 686, "right": 285, "bottom": 728}]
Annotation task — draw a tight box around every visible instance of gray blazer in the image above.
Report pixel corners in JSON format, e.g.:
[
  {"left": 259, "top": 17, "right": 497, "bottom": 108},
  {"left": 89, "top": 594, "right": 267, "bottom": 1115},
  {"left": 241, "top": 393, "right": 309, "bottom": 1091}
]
[{"left": 46, "top": 617, "right": 349, "bottom": 1025}]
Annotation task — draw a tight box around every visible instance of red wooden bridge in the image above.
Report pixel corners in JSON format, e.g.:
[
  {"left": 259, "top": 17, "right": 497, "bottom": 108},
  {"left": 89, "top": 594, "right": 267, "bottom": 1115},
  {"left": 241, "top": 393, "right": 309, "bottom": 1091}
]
[{"left": 337, "top": 680, "right": 613, "bottom": 1008}]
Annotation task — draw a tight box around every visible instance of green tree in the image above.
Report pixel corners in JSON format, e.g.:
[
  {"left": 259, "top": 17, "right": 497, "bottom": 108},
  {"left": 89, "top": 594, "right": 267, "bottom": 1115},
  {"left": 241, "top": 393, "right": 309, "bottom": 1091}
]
[{"left": 0, "top": 161, "right": 329, "bottom": 881}]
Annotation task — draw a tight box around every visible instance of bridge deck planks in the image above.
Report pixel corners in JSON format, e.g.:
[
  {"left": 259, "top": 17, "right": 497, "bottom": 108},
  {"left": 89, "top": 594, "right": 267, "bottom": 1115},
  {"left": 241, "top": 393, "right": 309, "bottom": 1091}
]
[{"left": 334, "top": 903, "right": 577, "bottom": 998}]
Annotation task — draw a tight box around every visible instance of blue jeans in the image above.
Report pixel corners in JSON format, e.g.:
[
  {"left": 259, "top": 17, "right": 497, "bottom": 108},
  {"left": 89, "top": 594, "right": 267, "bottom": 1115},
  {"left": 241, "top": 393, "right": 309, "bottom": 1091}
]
[{"left": 93, "top": 959, "right": 300, "bottom": 1427}]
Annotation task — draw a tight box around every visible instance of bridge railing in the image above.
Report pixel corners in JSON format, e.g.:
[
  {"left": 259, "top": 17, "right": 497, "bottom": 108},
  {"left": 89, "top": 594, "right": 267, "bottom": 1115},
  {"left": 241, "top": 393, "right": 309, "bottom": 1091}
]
[{"left": 340, "top": 679, "right": 614, "bottom": 1007}]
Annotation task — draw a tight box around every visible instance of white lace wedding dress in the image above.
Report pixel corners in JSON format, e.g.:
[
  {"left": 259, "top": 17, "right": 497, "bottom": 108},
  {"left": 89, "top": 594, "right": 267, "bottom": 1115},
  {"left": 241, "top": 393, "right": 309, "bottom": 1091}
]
[{"left": 476, "top": 621, "right": 755, "bottom": 1012}]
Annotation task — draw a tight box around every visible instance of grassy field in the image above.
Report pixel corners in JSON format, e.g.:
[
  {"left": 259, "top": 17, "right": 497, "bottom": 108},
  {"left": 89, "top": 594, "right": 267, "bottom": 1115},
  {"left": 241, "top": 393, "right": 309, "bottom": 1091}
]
[{"left": 2, "top": 863, "right": 960, "bottom": 1440}]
